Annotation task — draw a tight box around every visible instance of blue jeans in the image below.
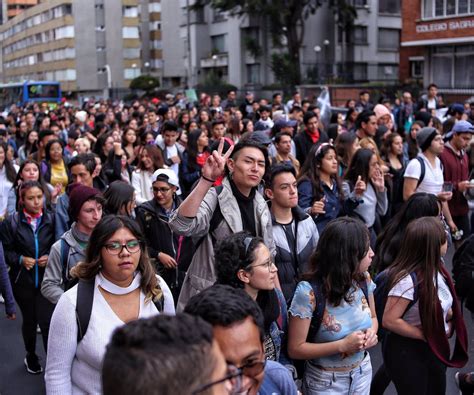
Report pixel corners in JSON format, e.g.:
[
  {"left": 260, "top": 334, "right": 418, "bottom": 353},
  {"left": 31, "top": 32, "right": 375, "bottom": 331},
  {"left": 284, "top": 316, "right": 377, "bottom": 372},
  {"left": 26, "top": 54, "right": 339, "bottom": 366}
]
[{"left": 302, "top": 352, "right": 372, "bottom": 395}]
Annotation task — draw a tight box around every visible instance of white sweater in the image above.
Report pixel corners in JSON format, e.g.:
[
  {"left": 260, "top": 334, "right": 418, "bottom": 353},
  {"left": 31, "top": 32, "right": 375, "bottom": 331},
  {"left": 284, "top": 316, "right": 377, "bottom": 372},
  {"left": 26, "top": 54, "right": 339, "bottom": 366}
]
[{"left": 45, "top": 275, "right": 175, "bottom": 395}]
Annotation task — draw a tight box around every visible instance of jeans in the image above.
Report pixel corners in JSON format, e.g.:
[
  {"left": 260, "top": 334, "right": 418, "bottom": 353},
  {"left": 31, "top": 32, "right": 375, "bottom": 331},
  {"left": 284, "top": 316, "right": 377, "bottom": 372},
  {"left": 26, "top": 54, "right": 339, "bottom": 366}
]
[{"left": 302, "top": 352, "right": 372, "bottom": 395}]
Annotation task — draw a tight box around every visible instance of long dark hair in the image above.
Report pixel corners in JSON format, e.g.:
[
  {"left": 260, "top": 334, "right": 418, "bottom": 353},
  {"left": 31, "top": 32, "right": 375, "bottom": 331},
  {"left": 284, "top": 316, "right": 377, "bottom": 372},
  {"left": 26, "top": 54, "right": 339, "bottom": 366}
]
[
  {"left": 187, "top": 129, "right": 208, "bottom": 168},
  {"left": 407, "top": 120, "right": 424, "bottom": 160},
  {"left": 386, "top": 217, "right": 446, "bottom": 338},
  {"left": 23, "top": 130, "right": 38, "bottom": 156},
  {"left": 335, "top": 132, "right": 357, "bottom": 169},
  {"left": 373, "top": 193, "right": 441, "bottom": 272},
  {"left": 103, "top": 181, "right": 135, "bottom": 216},
  {"left": 71, "top": 215, "right": 161, "bottom": 302},
  {"left": 344, "top": 148, "right": 374, "bottom": 185},
  {"left": 381, "top": 132, "right": 404, "bottom": 163},
  {"left": 297, "top": 144, "right": 342, "bottom": 202},
  {"left": 18, "top": 180, "right": 44, "bottom": 211},
  {"left": 0, "top": 142, "right": 17, "bottom": 183},
  {"left": 214, "top": 231, "right": 279, "bottom": 332},
  {"left": 304, "top": 217, "right": 370, "bottom": 306},
  {"left": 13, "top": 159, "right": 52, "bottom": 210},
  {"left": 136, "top": 145, "right": 164, "bottom": 171}
]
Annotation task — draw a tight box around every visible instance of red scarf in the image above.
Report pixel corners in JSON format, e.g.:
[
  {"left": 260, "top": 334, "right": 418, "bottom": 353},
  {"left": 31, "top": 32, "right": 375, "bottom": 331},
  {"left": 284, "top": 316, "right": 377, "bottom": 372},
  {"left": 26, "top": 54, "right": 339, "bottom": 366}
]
[
  {"left": 419, "top": 264, "right": 468, "bottom": 367},
  {"left": 305, "top": 129, "right": 320, "bottom": 144}
]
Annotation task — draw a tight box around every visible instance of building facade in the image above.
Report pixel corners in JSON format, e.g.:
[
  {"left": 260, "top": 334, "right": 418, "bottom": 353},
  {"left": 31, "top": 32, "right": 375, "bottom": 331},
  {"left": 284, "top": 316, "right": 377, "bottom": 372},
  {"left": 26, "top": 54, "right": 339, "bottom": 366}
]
[
  {"left": 0, "top": 0, "right": 146, "bottom": 97},
  {"left": 400, "top": 0, "right": 474, "bottom": 90},
  {"left": 169, "top": 0, "right": 402, "bottom": 89}
]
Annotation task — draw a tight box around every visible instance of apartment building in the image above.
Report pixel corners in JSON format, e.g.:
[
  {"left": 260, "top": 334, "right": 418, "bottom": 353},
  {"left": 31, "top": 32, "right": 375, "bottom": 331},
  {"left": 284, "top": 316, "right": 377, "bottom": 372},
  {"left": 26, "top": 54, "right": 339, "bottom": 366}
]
[
  {"left": 400, "top": 0, "right": 474, "bottom": 90},
  {"left": 168, "top": 0, "right": 401, "bottom": 89},
  {"left": 0, "top": 0, "right": 144, "bottom": 96},
  {"left": 2, "top": 0, "right": 38, "bottom": 23}
]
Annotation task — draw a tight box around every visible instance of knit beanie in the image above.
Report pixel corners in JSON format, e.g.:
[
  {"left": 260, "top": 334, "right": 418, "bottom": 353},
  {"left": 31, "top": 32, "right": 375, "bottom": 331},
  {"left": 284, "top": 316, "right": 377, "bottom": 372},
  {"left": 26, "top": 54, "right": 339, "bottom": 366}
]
[
  {"left": 416, "top": 127, "right": 438, "bottom": 152},
  {"left": 68, "top": 184, "right": 101, "bottom": 222}
]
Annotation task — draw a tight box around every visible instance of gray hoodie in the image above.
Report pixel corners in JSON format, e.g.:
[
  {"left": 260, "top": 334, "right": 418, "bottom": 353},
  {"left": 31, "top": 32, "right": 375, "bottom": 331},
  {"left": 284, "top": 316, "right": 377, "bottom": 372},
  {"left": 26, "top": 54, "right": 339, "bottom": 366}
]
[{"left": 41, "top": 223, "right": 89, "bottom": 304}]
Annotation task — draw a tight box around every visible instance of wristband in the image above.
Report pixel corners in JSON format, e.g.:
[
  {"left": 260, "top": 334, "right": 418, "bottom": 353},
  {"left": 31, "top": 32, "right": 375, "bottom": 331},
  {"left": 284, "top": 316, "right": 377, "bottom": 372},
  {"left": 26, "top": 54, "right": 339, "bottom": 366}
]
[{"left": 201, "top": 175, "right": 216, "bottom": 184}]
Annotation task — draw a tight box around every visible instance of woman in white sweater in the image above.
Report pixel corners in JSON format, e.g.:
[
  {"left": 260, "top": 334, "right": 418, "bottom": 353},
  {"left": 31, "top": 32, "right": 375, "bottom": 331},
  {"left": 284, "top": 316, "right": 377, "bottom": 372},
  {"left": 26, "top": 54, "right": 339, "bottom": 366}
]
[{"left": 45, "top": 215, "right": 175, "bottom": 394}]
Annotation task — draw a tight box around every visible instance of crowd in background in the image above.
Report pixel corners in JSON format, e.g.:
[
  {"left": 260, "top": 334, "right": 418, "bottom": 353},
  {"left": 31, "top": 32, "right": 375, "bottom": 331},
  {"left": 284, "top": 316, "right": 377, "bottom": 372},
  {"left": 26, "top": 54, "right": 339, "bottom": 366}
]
[{"left": 0, "top": 83, "right": 474, "bottom": 394}]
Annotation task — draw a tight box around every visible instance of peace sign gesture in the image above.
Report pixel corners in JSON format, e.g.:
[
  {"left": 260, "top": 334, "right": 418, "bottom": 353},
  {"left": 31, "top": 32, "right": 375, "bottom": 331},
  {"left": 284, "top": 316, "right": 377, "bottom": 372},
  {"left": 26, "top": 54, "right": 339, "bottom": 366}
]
[{"left": 201, "top": 138, "right": 234, "bottom": 182}]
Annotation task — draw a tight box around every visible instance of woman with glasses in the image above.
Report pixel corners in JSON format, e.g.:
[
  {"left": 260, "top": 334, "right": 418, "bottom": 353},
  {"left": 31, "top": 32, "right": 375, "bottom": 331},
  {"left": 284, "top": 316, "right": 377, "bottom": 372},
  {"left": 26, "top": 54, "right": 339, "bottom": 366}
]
[
  {"left": 288, "top": 217, "right": 378, "bottom": 394},
  {"left": 45, "top": 215, "right": 175, "bottom": 394},
  {"left": 136, "top": 169, "right": 190, "bottom": 302},
  {"left": 297, "top": 143, "right": 358, "bottom": 233},
  {"left": 214, "top": 231, "right": 290, "bottom": 364},
  {"left": 0, "top": 181, "right": 56, "bottom": 374}
]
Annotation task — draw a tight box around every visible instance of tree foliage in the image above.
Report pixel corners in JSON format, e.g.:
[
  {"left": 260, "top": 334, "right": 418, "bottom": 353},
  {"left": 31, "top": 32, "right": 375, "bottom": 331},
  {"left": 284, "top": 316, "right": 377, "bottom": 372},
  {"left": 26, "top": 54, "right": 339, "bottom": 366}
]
[
  {"left": 192, "top": 0, "right": 356, "bottom": 87},
  {"left": 129, "top": 75, "right": 160, "bottom": 92}
]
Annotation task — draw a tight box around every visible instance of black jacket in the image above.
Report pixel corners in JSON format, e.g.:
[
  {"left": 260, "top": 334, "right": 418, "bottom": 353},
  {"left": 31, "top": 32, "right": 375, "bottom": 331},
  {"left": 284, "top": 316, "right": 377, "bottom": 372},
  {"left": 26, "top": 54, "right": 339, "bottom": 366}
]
[
  {"left": 294, "top": 129, "right": 329, "bottom": 165},
  {"left": 0, "top": 210, "right": 55, "bottom": 287}
]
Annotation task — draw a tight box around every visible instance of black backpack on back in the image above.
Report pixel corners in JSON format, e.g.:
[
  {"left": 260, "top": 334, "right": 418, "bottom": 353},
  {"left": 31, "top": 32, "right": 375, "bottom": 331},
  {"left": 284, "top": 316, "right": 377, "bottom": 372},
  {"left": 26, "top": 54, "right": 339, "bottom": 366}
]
[{"left": 452, "top": 234, "right": 474, "bottom": 300}]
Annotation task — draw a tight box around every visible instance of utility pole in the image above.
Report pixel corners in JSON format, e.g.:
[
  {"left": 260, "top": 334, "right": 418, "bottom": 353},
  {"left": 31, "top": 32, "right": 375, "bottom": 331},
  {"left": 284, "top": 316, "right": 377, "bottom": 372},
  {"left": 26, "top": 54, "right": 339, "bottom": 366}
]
[{"left": 186, "top": 0, "right": 192, "bottom": 88}]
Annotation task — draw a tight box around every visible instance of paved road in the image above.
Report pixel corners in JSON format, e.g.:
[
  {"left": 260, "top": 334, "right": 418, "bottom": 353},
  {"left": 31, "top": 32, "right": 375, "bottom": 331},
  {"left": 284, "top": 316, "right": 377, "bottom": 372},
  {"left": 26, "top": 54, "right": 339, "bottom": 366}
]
[{"left": 0, "top": 249, "right": 473, "bottom": 395}]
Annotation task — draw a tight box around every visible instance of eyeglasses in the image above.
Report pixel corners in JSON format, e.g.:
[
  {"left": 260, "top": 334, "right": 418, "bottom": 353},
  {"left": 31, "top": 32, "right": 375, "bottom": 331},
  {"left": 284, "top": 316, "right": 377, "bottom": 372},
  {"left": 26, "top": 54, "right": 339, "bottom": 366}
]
[
  {"left": 152, "top": 186, "right": 172, "bottom": 194},
  {"left": 103, "top": 240, "right": 141, "bottom": 255},
  {"left": 245, "top": 259, "right": 275, "bottom": 272},
  {"left": 238, "top": 359, "right": 266, "bottom": 378},
  {"left": 192, "top": 364, "right": 243, "bottom": 395}
]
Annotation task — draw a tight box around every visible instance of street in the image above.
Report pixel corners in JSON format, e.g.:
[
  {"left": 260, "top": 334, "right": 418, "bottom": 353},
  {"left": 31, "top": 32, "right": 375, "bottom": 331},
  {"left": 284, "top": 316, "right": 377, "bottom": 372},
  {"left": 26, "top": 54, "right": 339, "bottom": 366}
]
[{"left": 0, "top": 249, "right": 473, "bottom": 394}]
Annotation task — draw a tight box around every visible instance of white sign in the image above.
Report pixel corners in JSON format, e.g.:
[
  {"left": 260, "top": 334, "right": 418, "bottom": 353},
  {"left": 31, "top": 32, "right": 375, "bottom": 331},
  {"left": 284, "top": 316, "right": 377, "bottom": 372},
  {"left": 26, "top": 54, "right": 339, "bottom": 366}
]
[{"left": 416, "top": 19, "right": 474, "bottom": 33}]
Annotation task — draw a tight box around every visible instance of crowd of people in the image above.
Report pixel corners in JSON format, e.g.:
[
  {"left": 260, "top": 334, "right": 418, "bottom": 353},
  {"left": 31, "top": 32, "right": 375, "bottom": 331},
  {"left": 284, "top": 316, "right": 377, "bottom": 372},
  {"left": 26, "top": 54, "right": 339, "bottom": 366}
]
[{"left": 0, "top": 84, "right": 474, "bottom": 394}]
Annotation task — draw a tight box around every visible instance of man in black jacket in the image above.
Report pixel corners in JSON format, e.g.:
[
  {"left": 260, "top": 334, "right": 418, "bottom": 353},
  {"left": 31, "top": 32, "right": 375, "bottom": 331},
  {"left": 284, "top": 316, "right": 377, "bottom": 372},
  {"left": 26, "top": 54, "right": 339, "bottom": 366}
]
[
  {"left": 293, "top": 111, "right": 329, "bottom": 165},
  {"left": 136, "top": 169, "right": 188, "bottom": 300}
]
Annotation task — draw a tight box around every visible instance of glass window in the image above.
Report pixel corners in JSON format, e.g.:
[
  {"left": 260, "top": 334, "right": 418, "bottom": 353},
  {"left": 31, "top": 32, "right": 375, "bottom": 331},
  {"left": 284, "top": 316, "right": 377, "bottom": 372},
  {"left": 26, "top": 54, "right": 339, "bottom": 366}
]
[
  {"left": 353, "top": 26, "right": 368, "bottom": 44},
  {"left": 377, "top": 64, "right": 398, "bottom": 80},
  {"left": 124, "top": 68, "right": 140, "bottom": 79},
  {"left": 27, "top": 84, "right": 60, "bottom": 98},
  {"left": 378, "top": 28, "right": 399, "bottom": 51},
  {"left": 379, "top": 0, "right": 400, "bottom": 13},
  {"left": 446, "top": 0, "right": 456, "bottom": 14},
  {"left": 352, "top": 0, "right": 368, "bottom": 6},
  {"left": 353, "top": 63, "right": 367, "bottom": 81},
  {"left": 435, "top": 0, "right": 444, "bottom": 15},
  {"left": 148, "top": 2, "right": 161, "bottom": 12},
  {"left": 458, "top": 0, "right": 469, "bottom": 13},
  {"left": 55, "top": 26, "right": 75, "bottom": 39},
  {"left": 123, "top": 48, "right": 140, "bottom": 59},
  {"left": 432, "top": 56, "right": 452, "bottom": 87},
  {"left": 123, "top": 6, "right": 138, "bottom": 17},
  {"left": 455, "top": 54, "right": 474, "bottom": 88},
  {"left": 211, "top": 34, "right": 226, "bottom": 53},
  {"left": 246, "top": 64, "right": 260, "bottom": 84},
  {"left": 410, "top": 60, "right": 424, "bottom": 77},
  {"left": 122, "top": 27, "right": 139, "bottom": 39}
]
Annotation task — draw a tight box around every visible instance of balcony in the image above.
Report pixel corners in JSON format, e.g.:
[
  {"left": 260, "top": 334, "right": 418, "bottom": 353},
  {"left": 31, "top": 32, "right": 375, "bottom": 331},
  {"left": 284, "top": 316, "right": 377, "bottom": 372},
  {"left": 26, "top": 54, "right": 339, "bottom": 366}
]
[{"left": 200, "top": 53, "right": 228, "bottom": 68}]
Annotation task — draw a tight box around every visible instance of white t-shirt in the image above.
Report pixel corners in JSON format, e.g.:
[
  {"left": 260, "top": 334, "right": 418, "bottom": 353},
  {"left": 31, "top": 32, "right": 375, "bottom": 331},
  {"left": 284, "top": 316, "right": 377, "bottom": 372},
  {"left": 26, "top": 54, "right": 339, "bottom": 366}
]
[
  {"left": 404, "top": 153, "right": 443, "bottom": 195},
  {"left": 388, "top": 271, "right": 453, "bottom": 334}
]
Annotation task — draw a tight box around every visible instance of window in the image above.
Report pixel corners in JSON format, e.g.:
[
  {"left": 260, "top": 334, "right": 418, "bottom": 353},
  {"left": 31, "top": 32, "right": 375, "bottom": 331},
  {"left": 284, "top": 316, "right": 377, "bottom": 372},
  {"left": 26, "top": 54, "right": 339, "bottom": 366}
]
[
  {"left": 211, "top": 34, "right": 226, "bottom": 53},
  {"left": 247, "top": 64, "right": 260, "bottom": 84},
  {"left": 123, "top": 48, "right": 140, "bottom": 59},
  {"left": 123, "top": 6, "right": 138, "bottom": 18},
  {"left": 192, "top": 6, "right": 205, "bottom": 23},
  {"left": 149, "top": 21, "right": 161, "bottom": 31},
  {"left": 151, "top": 40, "right": 162, "bottom": 49},
  {"left": 122, "top": 27, "right": 139, "bottom": 39},
  {"left": 377, "top": 64, "right": 399, "bottom": 80},
  {"left": 124, "top": 68, "right": 140, "bottom": 79},
  {"left": 213, "top": 8, "right": 226, "bottom": 22},
  {"left": 55, "top": 26, "right": 75, "bottom": 39},
  {"left": 149, "top": 2, "right": 161, "bottom": 13},
  {"left": 353, "top": 63, "right": 368, "bottom": 81},
  {"left": 379, "top": 0, "right": 400, "bottom": 13},
  {"left": 378, "top": 28, "right": 399, "bottom": 51},
  {"left": 423, "top": 0, "right": 474, "bottom": 17},
  {"left": 352, "top": 0, "right": 368, "bottom": 6},
  {"left": 353, "top": 26, "right": 368, "bottom": 44},
  {"left": 410, "top": 60, "right": 424, "bottom": 78}
]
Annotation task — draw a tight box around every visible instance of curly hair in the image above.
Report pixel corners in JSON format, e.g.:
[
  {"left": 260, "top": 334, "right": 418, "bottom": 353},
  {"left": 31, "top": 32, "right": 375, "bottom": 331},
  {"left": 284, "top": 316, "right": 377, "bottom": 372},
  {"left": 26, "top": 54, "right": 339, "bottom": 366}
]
[
  {"left": 71, "top": 215, "right": 162, "bottom": 302},
  {"left": 214, "top": 231, "right": 264, "bottom": 289}
]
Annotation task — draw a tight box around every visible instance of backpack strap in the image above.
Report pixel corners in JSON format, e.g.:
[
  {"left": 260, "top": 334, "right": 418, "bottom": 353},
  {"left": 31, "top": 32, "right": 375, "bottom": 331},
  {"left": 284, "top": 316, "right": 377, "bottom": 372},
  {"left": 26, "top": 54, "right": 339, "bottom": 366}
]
[
  {"left": 76, "top": 279, "right": 95, "bottom": 343},
  {"left": 416, "top": 157, "right": 426, "bottom": 188},
  {"left": 60, "top": 239, "right": 71, "bottom": 287},
  {"left": 307, "top": 279, "right": 326, "bottom": 341}
]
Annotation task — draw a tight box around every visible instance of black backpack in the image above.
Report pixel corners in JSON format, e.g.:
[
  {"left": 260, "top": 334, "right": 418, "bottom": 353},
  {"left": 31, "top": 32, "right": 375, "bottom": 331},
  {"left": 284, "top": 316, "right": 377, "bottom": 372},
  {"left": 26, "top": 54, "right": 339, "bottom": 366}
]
[
  {"left": 374, "top": 269, "right": 418, "bottom": 340},
  {"left": 75, "top": 279, "right": 164, "bottom": 342},
  {"left": 452, "top": 234, "right": 474, "bottom": 300}
]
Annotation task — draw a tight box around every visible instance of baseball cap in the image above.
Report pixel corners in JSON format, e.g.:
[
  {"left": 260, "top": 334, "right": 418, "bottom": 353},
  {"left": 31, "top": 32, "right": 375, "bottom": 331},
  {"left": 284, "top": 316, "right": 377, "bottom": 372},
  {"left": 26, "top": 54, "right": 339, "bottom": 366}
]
[
  {"left": 152, "top": 169, "right": 180, "bottom": 191},
  {"left": 452, "top": 120, "right": 474, "bottom": 134}
]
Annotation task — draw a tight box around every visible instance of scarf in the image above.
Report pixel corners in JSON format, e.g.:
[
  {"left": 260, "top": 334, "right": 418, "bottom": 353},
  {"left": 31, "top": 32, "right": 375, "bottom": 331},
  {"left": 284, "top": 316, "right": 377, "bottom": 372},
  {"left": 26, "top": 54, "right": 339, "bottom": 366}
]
[{"left": 419, "top": 264, "right": 468, "bottom": 367}]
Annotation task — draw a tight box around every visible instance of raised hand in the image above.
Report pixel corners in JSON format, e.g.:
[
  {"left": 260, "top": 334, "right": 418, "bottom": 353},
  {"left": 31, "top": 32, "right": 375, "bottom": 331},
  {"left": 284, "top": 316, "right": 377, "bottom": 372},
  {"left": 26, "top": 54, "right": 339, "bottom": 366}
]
[
  {"left": 311, "top": 197, "right": 326, "bottom": 215},
  {"left": 201, "top": 138, "right": 234, "bottom": 182},
  {"left": 371, "top": 168, "right": 385, "bottom": 193},
  {"left": 354, "top": 175, "right": 366, "bottom": 198}
]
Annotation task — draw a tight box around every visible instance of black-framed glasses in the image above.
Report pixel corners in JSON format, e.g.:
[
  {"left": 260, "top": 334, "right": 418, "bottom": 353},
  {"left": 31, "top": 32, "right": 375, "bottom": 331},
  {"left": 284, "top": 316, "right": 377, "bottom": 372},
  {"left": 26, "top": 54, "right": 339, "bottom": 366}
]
[
  {"left": 192, "top": 364, "right": 243, "bottom": 395},
  {"left": 245, "top": 259, "right": 275, "bottom": 272},
  {"left": 238, "top": 359, "right": 266, "bottom": 378},
  {"left": 152, "top": 186, "right": 171, "bottom": 194},
  {"left": 103, "top": 240, "right": 141, "bottom": 255}
]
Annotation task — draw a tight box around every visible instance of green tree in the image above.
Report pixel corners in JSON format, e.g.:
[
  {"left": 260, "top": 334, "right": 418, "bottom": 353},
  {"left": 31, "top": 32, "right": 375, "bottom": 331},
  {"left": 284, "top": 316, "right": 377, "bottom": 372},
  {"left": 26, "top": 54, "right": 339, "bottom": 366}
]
[
  {"left": 129, "top": 75, "right": 160, "bottom": 93},
  {"left": 192, "top": 0, "right": 356, "bottom": 87}
]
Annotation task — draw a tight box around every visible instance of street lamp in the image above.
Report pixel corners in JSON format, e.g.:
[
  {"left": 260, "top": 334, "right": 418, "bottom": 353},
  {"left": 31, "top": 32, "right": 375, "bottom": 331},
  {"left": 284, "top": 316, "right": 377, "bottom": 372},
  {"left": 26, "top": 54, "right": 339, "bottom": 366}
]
[
  {"left": 313, "top": 46, "right": 321, "bottom": 83},
  {"left": 144, "top": 61, "right": 150, "bottom": 75},
  {"left": 132, "top": 63, "right": 139, "bottom": 78},
  {"left": 323, "top": 40, "right": 330, "bottom": 78}
]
